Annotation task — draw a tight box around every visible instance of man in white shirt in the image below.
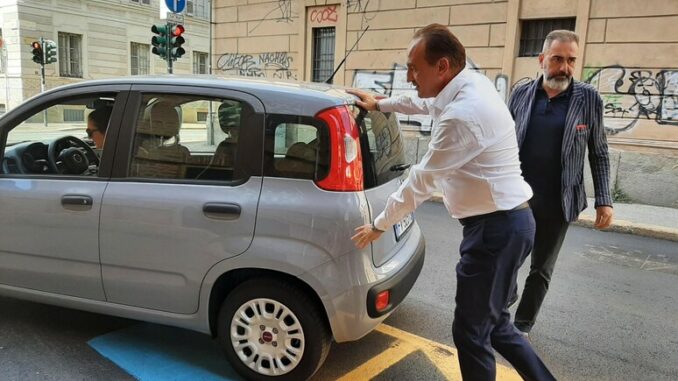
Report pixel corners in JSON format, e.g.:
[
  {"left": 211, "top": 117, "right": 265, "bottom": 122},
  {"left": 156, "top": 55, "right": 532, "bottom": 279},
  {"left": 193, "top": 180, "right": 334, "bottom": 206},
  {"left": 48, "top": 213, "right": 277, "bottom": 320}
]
[{"left": 350, "top": 24, "right": 555, "bottom": 381}]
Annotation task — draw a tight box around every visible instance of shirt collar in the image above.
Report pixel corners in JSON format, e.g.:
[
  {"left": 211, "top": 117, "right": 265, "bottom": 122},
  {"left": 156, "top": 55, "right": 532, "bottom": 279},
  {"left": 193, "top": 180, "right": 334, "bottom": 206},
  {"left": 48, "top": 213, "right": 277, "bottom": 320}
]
[{"left": 431, "top": 67, "right": 471, "bottom": 112}]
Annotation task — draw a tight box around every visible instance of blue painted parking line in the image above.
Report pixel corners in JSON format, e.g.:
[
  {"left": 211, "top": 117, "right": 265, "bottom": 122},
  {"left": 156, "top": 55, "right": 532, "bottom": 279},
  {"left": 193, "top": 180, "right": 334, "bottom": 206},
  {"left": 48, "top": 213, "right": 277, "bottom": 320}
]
[{"left": 88, "top": 323, "right": 242, "bottom": 381}]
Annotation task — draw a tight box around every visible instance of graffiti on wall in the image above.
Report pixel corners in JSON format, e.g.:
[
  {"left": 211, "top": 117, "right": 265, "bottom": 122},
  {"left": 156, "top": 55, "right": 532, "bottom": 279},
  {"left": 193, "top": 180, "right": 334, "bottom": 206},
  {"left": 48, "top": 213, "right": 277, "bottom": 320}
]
[
  {"left": 353, "top": 60, "right": 509, "bottom": 133},
  {"left": 310, "top": 5, "right": 338, "bottom": 23},
  {"left": 584, "top": 66, "right": 678, "bottom": 134},
  {"left": 217, "top": 52, "right": 297, "bottom": 80},
  {"left": 249, "top": 0, "right": 293, "bottom": 33},
  {"left": 347, "top": 0, "right": 376, "bottom": 29}
]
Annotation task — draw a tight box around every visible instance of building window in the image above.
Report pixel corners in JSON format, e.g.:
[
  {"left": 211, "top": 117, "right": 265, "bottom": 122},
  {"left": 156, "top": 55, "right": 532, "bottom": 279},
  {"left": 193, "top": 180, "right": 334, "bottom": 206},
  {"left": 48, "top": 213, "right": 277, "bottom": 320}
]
[
  {"left": 130, "top": 0, "right": 150, "bottom": 4},
  {"left": 0, "top": 104, "right": 5, "bottom": 115},
  {"left": 311, "top": 27, "right": 335, "bottom": 83},
  {"left": 187, "top": 0, "right": 209, "bottom": 19},
  {"left": 63, "top": 109, "right": 84, "bottom": 122},
  {"left": 131, "top": 42, "right": 150, "bottom": 75},
  {"left": 519, "top": 18, "right": 576, "bottom": 57},
  {"left": 193, "top": 51, "right": 208, "bottom": 74},
  {"left": 58, "top": 32, "right": 83, "bottom": 78}
]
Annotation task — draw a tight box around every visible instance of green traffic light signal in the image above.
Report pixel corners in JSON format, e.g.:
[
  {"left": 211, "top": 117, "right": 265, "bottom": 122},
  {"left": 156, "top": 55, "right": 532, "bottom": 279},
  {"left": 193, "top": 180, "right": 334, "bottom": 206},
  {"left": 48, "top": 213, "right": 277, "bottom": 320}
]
[
  {"left": 31, "top": 41, "right": 44, "bottom": 65},
  {"left": 44, "top": 40, "right": 58, "bottom": 64},
  {"left": 151, "top": 24, "right": 169, "bottom": 58}
]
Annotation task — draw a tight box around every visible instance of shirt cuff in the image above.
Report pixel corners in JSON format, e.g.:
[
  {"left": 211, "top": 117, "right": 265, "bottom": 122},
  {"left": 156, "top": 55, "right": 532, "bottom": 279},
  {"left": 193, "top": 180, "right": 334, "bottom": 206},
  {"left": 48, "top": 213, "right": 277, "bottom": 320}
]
[{"left": 373, "top": 212, "right": 391, "bottom": 232}]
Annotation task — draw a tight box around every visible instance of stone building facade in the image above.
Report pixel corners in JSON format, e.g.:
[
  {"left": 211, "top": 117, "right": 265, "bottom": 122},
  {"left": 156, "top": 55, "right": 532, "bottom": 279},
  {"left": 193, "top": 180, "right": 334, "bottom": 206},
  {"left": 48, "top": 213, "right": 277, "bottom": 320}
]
[
  {"left": 212, "top": 0, "right": 677, "bottom": 155},
  {"left": 0, "top": 0, "right": 211, "bottom": 112}
]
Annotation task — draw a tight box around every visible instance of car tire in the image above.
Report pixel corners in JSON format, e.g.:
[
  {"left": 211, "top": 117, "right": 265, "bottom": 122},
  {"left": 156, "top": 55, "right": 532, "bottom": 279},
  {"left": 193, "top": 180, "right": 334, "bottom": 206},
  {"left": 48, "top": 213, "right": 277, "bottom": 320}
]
[{"left": 217, "top": 278, "right": 331, "bottom": 381}]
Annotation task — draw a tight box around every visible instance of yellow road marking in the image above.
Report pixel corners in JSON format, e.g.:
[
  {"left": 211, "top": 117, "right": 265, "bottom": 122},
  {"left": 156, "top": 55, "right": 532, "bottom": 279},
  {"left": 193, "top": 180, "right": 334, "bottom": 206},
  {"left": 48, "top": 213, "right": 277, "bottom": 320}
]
[{"left": 338, "top": 324, "right": 523, "bottom": 380}]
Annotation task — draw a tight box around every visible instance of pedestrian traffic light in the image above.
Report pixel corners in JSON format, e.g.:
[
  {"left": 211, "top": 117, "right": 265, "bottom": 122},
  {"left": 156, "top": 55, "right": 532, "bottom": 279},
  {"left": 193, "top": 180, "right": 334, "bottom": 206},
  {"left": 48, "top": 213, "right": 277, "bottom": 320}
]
[
  {"left": 31, "top": 41, "right": 44, "bottom": 65},
  {"left": 44, "top": 40, "right": 58, "bottom": 64},
  {"left": 151, "top": 24, "right": 169, "bottom": 58},
  {"left": 169, "top": 24, "right": 185, "bottom": 60}
]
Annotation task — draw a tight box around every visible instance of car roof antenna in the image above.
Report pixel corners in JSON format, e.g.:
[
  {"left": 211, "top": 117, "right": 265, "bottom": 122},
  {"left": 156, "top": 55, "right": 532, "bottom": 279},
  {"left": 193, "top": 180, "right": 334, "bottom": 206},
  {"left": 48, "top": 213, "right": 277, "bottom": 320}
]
[{"left": 325, "top": 25, "right": 370, "bottom": 84}]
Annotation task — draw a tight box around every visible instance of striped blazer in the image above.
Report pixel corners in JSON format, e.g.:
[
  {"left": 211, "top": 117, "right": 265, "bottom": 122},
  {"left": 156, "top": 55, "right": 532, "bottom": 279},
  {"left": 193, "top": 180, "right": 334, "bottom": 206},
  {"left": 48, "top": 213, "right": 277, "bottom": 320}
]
[{"left": 508, "top": 78, "right": 613, "bottom": 222}]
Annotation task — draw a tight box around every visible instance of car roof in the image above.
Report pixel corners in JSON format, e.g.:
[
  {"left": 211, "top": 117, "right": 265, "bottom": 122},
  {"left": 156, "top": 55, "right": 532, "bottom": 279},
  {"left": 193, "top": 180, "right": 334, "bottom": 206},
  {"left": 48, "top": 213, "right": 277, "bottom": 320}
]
[{"left": 45, "top": 75, "right": 357, "bottom": 116}]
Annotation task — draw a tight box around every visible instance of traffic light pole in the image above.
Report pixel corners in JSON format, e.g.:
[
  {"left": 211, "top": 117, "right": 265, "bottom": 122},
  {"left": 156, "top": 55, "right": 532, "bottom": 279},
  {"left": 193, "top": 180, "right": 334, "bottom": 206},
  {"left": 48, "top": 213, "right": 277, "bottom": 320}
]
[
  {"left": 39, "top": 37, "right": 47, "bottom": 126},
  {"left": 167, "top": 22, "right": 173, "bottom": 74}
]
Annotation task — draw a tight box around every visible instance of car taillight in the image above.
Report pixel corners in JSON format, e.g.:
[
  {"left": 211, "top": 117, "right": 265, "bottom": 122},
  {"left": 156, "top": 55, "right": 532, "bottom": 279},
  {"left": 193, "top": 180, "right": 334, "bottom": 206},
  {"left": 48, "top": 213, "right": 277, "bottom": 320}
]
[{"left": 315, "top": 105, "right": 364, "bottom": 191}]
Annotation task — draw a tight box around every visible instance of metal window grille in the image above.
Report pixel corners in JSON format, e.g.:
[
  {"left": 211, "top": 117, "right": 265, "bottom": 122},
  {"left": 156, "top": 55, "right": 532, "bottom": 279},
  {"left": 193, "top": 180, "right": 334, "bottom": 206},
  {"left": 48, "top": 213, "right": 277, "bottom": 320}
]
[
  {"left": 312, "top": 27, "right": 335, "bottom": 83},
  {"left": 131, "top": 42, "right": 150, "bottom": 75},
  {"left": 58, "top": 32, "right": 83, "bottom": 78},
  {"left": 193, "top": 51, "right": 208, "bottom": 74},
  {"left": 519, "top": 18, "right": 576, "bottom": 57}
]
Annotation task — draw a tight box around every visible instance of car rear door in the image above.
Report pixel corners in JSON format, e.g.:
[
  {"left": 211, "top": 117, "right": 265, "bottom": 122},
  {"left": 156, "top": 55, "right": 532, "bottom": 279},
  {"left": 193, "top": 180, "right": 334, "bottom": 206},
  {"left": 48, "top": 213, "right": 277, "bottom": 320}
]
[{"left": 99, "top": 85, "right": 265, "bottom": 314}]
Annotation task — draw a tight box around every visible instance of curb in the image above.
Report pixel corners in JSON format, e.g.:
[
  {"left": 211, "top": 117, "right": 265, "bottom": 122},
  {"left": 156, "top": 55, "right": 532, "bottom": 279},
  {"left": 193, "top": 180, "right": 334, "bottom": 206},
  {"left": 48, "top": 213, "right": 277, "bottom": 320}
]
[
  {"left": 427, "top": 193, "right": 678, "bottom": 242},
  {"left": 573, "top": 216, "right": 678, "bottom": 242}
]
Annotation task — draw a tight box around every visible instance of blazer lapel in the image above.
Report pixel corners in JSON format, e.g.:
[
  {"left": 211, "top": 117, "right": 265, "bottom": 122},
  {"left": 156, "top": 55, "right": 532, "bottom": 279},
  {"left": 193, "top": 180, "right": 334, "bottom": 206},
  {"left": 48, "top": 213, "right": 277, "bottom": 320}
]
[
  {"left": 561, "top": 82, "right": 584, "bottom": 161},
  {"left": 516, "top": 79, "right": 541, "bottom": 148}
]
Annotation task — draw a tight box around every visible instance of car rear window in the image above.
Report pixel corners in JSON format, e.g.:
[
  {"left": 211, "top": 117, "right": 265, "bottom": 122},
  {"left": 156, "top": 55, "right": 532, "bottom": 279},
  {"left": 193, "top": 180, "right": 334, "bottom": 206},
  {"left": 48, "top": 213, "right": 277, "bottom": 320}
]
[
  {"left": 351, "top": 106, "right": 407, "bottom": 188},
  {"left": 263, "top": 114, "right": 330, "bottom": 181}
]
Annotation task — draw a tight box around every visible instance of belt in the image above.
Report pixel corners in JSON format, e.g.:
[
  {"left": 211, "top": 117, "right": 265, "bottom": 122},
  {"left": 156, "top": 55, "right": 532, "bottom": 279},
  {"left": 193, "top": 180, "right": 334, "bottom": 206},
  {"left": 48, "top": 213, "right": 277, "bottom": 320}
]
[{"left": 458, "top": 201, "right": 530, "bottom": 226}]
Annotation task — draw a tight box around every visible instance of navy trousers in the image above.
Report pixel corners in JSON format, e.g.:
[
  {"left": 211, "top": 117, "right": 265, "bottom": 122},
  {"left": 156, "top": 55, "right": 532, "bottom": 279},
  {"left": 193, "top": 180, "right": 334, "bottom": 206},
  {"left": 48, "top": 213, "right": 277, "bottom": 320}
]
[{"left": 453, "top": 208, "right": 555, "bottom": 381}]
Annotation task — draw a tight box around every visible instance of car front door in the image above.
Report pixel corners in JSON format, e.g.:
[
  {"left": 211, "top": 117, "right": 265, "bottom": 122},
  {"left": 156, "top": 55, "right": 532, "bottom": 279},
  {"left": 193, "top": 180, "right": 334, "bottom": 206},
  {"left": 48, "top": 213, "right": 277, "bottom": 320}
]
[
  {"left": 99, "top": 86, "right": 264, "bottom": 314},
  {"left": 0, "top": 86, "right": 129, "bottom": 300}
]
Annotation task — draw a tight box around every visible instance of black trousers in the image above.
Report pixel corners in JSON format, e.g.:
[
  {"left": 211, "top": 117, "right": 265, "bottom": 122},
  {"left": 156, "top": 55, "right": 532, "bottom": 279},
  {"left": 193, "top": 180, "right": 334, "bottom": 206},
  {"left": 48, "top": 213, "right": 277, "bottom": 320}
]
[
  {"left": 514, "top": 196, "right": 570, "bottom": 333},
  {"left": 453, "top": 208, "right": 555, "bottom": 381}
]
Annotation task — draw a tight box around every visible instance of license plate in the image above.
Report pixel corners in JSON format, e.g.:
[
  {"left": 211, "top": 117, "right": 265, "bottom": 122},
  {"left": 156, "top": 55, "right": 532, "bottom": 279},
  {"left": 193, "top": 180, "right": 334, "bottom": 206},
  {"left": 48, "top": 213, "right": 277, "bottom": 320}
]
[{"left": 394, "top": 213, "right": 414, "bottom": 240}]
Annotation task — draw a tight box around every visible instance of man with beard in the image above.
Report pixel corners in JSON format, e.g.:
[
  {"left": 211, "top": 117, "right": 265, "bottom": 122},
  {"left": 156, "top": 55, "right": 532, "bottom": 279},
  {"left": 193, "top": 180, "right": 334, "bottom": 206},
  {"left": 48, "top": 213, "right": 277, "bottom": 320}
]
[{"left": 508, "top": 30, "right": 614, "bottom": 337}]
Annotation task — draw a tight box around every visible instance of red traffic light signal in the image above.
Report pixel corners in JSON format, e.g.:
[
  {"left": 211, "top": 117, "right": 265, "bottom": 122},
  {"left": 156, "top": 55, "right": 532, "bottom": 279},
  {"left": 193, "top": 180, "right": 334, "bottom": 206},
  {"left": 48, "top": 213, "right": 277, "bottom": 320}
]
[{"left": 171, "top": 24, "right": 185, "bottom": 36}]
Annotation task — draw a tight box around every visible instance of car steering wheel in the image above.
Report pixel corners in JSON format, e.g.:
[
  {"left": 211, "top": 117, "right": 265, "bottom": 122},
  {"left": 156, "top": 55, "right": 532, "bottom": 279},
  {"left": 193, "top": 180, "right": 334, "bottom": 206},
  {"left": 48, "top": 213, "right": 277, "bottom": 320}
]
[{"left": 47, "top": 136, "right": 100, "bottom": 175}]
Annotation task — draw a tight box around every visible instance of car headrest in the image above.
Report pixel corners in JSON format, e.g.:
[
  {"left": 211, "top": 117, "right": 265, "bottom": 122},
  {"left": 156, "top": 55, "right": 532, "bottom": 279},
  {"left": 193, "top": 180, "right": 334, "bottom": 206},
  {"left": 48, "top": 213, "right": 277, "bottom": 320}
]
[
  {"left": 218, "top": 101, "right": 242, "bottom": 134},
  {"left": 285, "top": 142, "right": 316, "bottom": 162},
  {"left": 137, "top": 102, "right": 181, "bottom": 137}
]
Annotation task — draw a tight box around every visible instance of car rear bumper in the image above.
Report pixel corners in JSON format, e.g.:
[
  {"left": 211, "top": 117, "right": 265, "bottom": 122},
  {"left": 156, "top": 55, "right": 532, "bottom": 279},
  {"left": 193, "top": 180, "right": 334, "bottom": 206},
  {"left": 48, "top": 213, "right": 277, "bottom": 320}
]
[
  {"left": 300, "top": 223, "right": 425, "bottom": 343},
  {"left": 366, "top": 236, "right": 425, "bottom": 318}
]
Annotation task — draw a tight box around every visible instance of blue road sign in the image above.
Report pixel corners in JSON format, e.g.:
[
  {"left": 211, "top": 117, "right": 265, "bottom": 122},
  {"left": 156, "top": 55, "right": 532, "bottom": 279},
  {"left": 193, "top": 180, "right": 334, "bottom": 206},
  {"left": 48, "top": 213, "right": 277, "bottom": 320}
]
[{"left": 165, "top": 0, "right": 186, "bottom": 13}]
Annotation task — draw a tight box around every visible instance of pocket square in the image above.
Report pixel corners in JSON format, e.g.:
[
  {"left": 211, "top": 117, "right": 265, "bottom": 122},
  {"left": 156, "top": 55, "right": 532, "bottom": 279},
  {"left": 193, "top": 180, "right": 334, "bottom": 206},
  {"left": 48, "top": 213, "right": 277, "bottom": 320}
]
[{"left": 576, "top": 124, "right": 587, "bottom": 131}]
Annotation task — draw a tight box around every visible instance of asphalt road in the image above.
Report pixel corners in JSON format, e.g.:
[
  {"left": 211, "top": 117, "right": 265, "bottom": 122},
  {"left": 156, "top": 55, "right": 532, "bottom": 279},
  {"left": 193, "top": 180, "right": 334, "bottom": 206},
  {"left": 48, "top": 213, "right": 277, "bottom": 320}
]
[{"left": 1, "top": 201, "right": 676, "bottom": 380}]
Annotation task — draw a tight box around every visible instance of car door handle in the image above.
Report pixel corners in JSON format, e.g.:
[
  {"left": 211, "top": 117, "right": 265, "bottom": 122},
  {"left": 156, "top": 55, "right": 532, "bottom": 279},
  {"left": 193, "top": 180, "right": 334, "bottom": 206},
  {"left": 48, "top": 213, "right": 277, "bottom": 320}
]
[
  {"left": 61, "top": 194, "right": 93, "bottom": 209},
  {"left": 203, "top": 202, "right": 241, "bottom": 220}
]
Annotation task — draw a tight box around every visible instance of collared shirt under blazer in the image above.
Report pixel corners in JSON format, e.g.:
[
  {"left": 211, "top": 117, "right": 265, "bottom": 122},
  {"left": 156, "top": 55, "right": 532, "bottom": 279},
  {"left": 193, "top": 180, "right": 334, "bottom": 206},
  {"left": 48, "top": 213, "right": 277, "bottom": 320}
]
[
  {"left": 373, "top": 68, "right": 533, "bottom": 231},
  {"left": 508, "top": 77, "right": 613, "bottom": 222}
]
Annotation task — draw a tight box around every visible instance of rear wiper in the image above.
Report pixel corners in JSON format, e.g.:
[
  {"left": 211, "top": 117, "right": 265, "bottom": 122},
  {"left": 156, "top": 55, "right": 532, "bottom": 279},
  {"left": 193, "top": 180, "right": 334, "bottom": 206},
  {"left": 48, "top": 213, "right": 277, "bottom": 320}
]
[{"left": 390, "top": 163, "right": 411, "bottom": 172}]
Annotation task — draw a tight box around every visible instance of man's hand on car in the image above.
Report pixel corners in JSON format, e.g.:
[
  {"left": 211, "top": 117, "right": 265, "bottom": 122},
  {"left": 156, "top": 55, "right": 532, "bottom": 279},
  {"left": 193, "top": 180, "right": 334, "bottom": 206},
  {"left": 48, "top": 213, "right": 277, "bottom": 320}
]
[
  {"left": 346, "top": 89, "right": 386, "bottom": 111},
  {"left": 351, "top": 224, "right": 384, "bottom": 249}
]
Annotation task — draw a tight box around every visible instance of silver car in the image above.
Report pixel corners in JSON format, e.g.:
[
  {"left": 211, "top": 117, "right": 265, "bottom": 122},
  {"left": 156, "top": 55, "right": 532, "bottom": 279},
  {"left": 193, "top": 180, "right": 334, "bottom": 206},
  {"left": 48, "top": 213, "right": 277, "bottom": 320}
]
[{"left": 0, "top": 76, "right": 425, "bottom": 381}]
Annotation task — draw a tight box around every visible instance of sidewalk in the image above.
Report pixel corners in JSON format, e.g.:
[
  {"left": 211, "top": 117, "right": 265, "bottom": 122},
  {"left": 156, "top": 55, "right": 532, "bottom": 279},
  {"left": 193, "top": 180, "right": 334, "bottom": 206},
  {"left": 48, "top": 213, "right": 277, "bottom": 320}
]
[{"left": 429, "top": 194, "right": 678, "bottom": 242}]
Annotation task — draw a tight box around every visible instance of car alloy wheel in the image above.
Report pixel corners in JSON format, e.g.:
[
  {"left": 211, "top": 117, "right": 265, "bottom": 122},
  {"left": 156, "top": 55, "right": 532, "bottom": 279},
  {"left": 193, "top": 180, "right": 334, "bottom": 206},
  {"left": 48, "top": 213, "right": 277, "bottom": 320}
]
[
  {"left": 230, "top": 298, "right": 305, "bottom": 376},
  {"left": 218, "top": 278, "right": 331, "bottom": 381}
]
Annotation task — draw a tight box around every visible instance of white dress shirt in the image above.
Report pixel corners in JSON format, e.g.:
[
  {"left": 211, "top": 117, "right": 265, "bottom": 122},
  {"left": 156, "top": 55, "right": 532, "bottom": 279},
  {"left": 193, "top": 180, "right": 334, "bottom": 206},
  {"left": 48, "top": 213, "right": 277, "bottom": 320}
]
[{"left": 373, "top": 68, "right": 533, "bottom": 231}]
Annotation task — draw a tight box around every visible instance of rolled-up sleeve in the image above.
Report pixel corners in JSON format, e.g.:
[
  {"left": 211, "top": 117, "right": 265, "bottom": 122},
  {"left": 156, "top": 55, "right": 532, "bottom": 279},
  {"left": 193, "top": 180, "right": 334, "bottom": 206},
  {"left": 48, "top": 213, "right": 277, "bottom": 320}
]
[{"left": 373, "top": 118, "right": 484, "bottom": 231}]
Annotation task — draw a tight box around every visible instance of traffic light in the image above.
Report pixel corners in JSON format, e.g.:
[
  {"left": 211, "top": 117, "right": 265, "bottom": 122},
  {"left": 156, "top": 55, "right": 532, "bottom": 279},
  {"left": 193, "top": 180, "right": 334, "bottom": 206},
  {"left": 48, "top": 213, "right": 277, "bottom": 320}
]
[
  {"left": 31, "top": 41, "right": 44, "bottom": 65},
  {"left": 151, "top": 24, "right": 169, "bottom": 58},
  {"left": 44, "top": 40, "right": 58, "bottom": 64},
  {"left": 169, "top": 24, "right": 185, "bottom": 60}
]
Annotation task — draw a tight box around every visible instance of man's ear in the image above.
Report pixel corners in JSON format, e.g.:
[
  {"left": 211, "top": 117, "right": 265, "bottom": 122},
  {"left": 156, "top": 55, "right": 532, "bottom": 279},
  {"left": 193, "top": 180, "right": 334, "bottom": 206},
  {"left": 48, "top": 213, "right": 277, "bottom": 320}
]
[
  {"left": 538, "top": 53, "right": 545, "bottom": 69},
  {"left": 438, "top": 57, "right": 451, "bottom": 75}
]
